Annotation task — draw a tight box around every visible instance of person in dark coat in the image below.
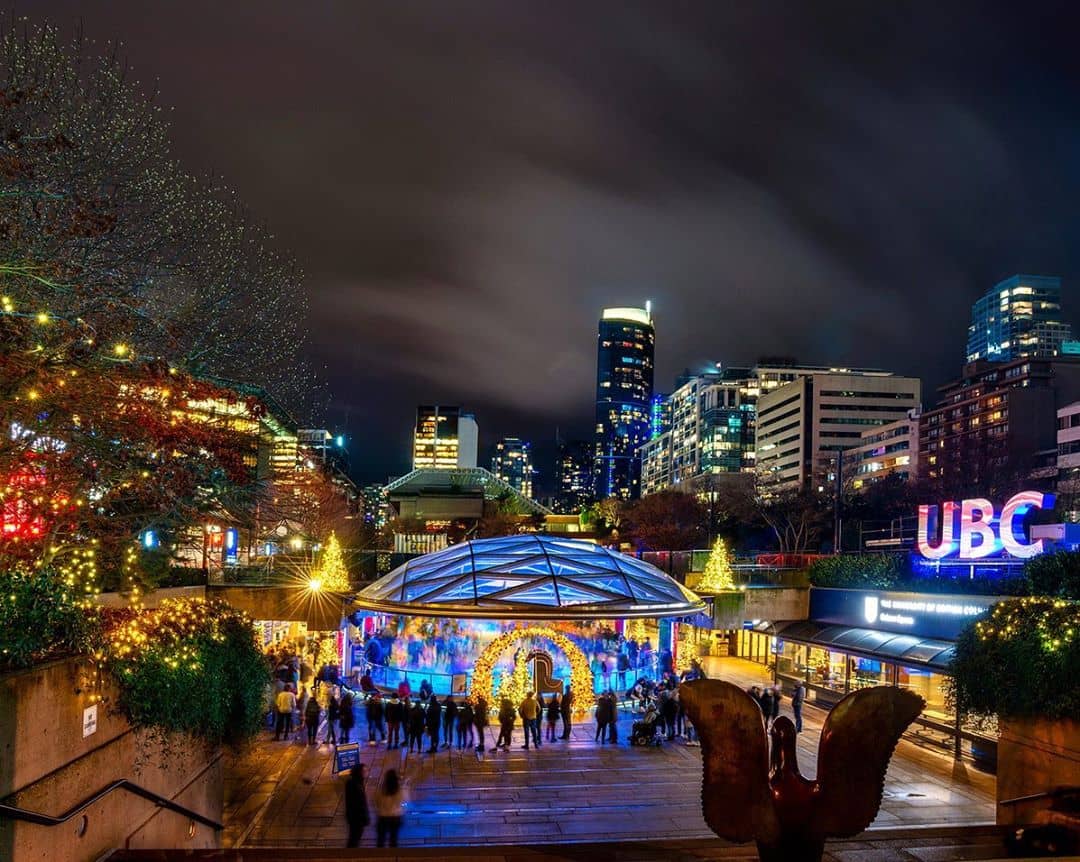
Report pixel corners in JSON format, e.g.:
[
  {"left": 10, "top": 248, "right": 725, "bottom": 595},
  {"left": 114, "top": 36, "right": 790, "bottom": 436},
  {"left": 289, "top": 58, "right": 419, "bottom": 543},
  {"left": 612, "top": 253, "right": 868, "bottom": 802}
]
[
  {"left": 473, "top": 695, "right": 489, "bottom": 751},
  {"left": 791, "top": 681, "right": 805, "bottom": 732},
  {"left": 595, "top": 692, "right": 612, "bottom": 743},
  {"left": 304, "top": 694, "right": 321, "bottom": 745},
  {"left": 759, "top": 686, "right": 774, "bottom": 725},
  {"left": 496, "top": 696, "right": 515, "bottom": 749},
  {"left": 425, "top": 697, "right": 442, "bottom": 753},
  {"left": 545, "top": 693, "right": 561, "bottom": 742},
  {"left": 366, "top": 693, "right": 386, "bottom": 744},
  {"left": 770, "top": 684, "right": 782, "bottom": 727},
  {"left": 659, "top": 689, "right": 678, "bottom": 740},
  {"left": 456, "top": 701, "right": 474, "bottom": 750},
  {"left": 559, "top": 688, "right": 574, "bottom": 739},
  {"left": 326, "top": 692, "right": 340, "bottom": 745},
  {"left": 606, "top": 691, "right": 619, "bottom": 743},
  {"left": 385, "top": 696, "right": 404, "bottom": 749},
  {"left": 441, "top": 696, "right": 458, "bottom": 749},
  {"left": 344, "top": 764, "right": 370, "bottom": 848},
  {"left": 407, "top": 699, "right": 425, "bottom": 753},
  {"left": 339, "top": 692, "right": 355, "bottom": 743}
]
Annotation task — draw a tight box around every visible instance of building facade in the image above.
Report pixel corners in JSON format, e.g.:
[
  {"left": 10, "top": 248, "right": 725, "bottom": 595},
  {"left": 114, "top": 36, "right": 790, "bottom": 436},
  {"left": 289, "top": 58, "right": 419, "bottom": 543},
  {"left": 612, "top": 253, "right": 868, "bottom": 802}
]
[
  {"left": 412, "top": 405, "right": 478, "bottom": 470},
  {"left": 593, "top": 306, "right": 655, "bottom": 500},
  {"left": 848, "top": 411, "right": 920, "bottom": 490},
  {"left": 921, "top": 358, "right": 1080, "bottom": 487},
  {"left": 554, "top": 440, "right": 595, "bottom": 513},
  {"left": 966, "top": 274, "right": 1071, "bottom": 364},
  {"left": 491, "top": 437, "right": 534, "bottom": 499},
  {"left": 756, "top": 371, "right": 920, "bottom": 491}
]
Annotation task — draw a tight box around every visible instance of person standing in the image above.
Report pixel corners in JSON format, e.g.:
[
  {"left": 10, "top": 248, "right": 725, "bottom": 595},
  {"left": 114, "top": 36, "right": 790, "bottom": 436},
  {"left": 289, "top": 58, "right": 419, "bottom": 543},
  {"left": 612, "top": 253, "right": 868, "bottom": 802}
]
[
  {"left": 374, "top": 769, "right": 407, "bottom": 848},
  {"left": 425, "top": 696, "right": 441, "bottom": 753},
  {"left": 339, "top": 691, "right": 355, "bottom": 743},
  {"left": 770, "top": 684, "right": 782, "bottom": 728},
  {"left": 385, "top": 695, "right": 403, "bottom": 750},
  {"left": 559, "top": 688, "right": 574, "bottom": 740},
  {"left": 473, "top": 695, "right": 489, "bottom": 752},
  {"left": 759, "top": 686, "right": 774, "bottom": 727},
  {"left": 304, "top": 694, "right": 321, "bottom": 745},
  {"left": 496, "top": 696, "right": 515, "bottom": 749},
  {"left": 545, "top": 693, "right": 560, "bottom": 742},
  {"left": 274, "top": 685, "right": 296, "bottom": 741},
  {"left": 601, "top": 658, "right": 612, "bottom": 691},
  {"left": 617, "top": 651, "right": 630, "bottom": 690},
  {"left": 659, "top": 689, "right": 678, "bottom": 741},
  {"left": 441, "top": 696, "right": 458, "bottom": 749},
  {"left": 607, "top": 691, "right": 620, "bottom": 744},
  {"left": 519, "top": 692, "right": 540, "bottom": 749},
  {"left": 594, "top": 692, "right": 611, "bottom": 743},
  {"left": 344, "top": 764, "right": 370, "bottom": 848},
  {"left": 407, "top": 699, "right": 425, "bottom": 753},
  {"left": 791, "top": 681, "right": 805, "bottom": 733},
  {"left": 366, "top": 693, "right": 386, "bottom": 745},
  {"left": 456, "top": 701, "right": 474, "bottom": 750},
  {"left": 326, "top": 691, "right": 340, "bottom": 745}
]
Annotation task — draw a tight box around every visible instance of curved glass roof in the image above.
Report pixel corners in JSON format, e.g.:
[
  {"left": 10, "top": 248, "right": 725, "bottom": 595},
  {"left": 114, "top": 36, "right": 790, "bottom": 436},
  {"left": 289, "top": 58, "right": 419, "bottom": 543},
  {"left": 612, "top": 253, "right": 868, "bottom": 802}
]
[{"left": 352, "top": 535, "right": 706, "bottom": 620}]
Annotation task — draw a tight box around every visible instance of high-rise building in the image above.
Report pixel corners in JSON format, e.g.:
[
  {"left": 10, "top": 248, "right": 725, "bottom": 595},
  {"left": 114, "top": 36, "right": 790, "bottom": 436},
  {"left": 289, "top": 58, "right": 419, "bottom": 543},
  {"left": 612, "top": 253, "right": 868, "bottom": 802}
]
[
  {"left": 650, "top": 393, "right": 672, "bottom": 439},
  {"left": 966, "top": 275, "right": 1071, "bottom": 364},
  {"left": 491, "top": 437, "right": 534, "bottom": 499},
  {"left": 921, "top": 357, "right": 1080, "bottom": 487},
  {"left": 593, "top": 306, "right": 655, "bottom": 500},
  {"left": 756, "top": 370, "right": 921, "bottom": 491},
  {"left": 412, "top": 406, "right": 478, "bottom": 470},
  {"left": 848, "top": 411, "right": 920, "bottom": 490},
  {"left": 554, "top": 440, "right": 594, "bottom": 513}
]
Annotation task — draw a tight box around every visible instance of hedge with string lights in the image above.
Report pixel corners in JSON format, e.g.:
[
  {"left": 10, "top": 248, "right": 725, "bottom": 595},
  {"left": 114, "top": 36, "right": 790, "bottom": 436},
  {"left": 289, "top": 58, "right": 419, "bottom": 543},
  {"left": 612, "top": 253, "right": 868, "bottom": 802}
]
[
  {"left": 103, "top": 597, "right": 270, "bottom": 747},
  {"left": 950, "top": 597, "right": 1080, "bottom": 721}
]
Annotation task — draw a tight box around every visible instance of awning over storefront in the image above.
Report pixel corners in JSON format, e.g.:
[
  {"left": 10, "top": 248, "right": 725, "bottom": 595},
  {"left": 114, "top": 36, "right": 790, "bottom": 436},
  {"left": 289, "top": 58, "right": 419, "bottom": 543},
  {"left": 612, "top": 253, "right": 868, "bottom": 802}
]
[{"left": 775, "top": 620, "right": 956, "bottom": 671}]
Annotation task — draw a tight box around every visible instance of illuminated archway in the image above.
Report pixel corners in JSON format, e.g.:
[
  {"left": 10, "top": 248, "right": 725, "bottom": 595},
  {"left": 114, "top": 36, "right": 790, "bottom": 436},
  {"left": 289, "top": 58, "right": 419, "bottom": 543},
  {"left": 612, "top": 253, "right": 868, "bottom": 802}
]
[{"left": 470, "top": 625, "right": 594, "bottom": 715}]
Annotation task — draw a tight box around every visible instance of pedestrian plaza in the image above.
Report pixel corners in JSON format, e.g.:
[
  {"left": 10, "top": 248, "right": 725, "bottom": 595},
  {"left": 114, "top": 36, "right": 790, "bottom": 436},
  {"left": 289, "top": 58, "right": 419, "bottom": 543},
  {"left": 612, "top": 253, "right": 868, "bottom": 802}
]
[{"left": 225, "top": 657, "right": 996, "bottom": 850}]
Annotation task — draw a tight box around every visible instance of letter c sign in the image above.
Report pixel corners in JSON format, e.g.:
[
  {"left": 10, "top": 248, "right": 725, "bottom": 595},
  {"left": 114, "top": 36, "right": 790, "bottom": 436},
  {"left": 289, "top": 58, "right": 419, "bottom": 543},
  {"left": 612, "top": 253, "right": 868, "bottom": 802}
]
[{"left": 917, "top": 491, "right": 1054, "bottom": 561}]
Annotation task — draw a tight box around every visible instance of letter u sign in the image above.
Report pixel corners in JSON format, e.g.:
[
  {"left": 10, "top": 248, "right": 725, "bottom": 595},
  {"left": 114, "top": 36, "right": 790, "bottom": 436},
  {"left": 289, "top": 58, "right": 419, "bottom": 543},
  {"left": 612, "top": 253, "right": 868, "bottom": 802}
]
[{"left": 917, "top": 491, "right": 1054, "bottom": 560}]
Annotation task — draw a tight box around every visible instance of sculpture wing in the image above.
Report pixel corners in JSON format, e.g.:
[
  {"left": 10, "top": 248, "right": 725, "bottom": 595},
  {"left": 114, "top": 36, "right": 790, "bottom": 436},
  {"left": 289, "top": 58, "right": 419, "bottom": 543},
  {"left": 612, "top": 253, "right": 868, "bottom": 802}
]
[
  {"left": 680, "top": 679, "right": 780, "bottom": 844},
  {"left": 812, "top": 686, "right": 925, "bottom": 838}
]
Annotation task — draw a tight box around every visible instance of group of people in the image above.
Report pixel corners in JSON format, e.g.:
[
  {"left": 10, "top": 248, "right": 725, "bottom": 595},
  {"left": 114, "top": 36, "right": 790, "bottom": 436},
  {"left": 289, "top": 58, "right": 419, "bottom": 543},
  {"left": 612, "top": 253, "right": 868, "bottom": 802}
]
[
  {"left": 747, "top": 680, "right": 806, "bottom": 732},
  {"left": 344, "top": 764, "right": 408, "bottom": 848},
  {"left": 359, "top": 691, "right": 493, "bottom": 754},
  {"left": 495, "top": 689, "right": 575, "bottom": 749}
]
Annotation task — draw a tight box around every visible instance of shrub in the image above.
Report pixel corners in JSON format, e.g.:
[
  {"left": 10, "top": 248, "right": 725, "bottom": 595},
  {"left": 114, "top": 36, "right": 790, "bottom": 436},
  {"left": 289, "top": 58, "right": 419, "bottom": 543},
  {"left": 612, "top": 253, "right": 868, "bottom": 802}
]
[
  {"left": 807, "top": 554, "right": 910, "bottom": 589},
  {"left": 105, "top": 598, "right": 270, "bottom": 747},
  {"left": 0, "top": 567, "right": 101, "bottom": 670},
  {"left": 950, "top": 598, "right": 1080, "bottom": 721},
  {"left": 1024, "top": 552, "right": 1080, "bottom": 600}
]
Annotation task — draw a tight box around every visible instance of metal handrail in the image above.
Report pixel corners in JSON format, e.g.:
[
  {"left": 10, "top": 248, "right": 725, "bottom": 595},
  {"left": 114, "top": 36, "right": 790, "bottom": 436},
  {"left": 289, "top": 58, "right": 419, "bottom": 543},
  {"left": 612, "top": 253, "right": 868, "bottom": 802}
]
[
  {"left": 0, "top": 778, "right": 222, "bottom": 830},
  {"left": 1000, "top": 786, "right": 1080, "bottom": 807}
]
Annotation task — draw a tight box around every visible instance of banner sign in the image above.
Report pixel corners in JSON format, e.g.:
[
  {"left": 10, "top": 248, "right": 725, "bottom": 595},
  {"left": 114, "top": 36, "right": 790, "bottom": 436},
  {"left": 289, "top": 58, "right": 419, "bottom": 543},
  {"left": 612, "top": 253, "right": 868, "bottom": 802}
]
[
  {"left": 810, "top": 588, "right": 1001, "bottom": 640},
  {"left": 333, "top": 743, "right": 361, "bottom": 774},
  {"left": 917, "top": 491, "right": 1054, "bottom": 561}
]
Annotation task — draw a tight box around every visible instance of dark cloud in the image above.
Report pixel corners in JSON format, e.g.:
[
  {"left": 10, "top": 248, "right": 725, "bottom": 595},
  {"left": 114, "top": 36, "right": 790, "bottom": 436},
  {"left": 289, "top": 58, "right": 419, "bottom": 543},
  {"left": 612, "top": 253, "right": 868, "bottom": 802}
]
[{"left": 25, "top": 1, "right": 1080, "bottom": 483}]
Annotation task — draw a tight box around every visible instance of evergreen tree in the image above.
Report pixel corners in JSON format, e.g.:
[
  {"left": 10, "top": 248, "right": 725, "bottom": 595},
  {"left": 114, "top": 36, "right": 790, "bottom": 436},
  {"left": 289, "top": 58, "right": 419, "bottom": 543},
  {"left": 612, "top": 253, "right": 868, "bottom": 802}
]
[
  {"left": 316, "top": 532, "right": 350, "bottom": 591},
  {"left": 696, "top": 538, "right": 735, "bottom": 592}
]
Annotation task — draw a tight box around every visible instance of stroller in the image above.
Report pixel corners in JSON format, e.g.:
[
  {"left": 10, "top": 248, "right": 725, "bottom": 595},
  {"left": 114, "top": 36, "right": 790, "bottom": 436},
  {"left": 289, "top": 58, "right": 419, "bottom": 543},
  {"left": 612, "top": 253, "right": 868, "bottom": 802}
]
[{"left": 630, "top": 707, "right": 662, "bottom": 747}]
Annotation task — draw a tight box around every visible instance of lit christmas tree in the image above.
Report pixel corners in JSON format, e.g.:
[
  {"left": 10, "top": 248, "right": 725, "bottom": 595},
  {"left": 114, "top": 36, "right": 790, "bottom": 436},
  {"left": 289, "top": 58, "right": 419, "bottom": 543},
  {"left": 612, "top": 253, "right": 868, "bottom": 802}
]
[
  {"left": 315, "top": 532, "right": 350, "bottom": 591},
  {"left": 696, "top": 538, "right": 736, "bottom": 592}
]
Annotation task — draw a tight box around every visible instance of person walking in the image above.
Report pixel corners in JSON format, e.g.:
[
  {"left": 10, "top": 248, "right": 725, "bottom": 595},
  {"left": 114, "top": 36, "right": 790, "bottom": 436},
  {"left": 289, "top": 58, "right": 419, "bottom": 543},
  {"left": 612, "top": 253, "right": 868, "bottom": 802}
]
[
  {"left": 326, "top": 691, "right": 340, "bottom": 745},
  {"left": 274, "top": 685, "right": 296, "bottom": 741},
  {"left": 601, "top": 658, "right": 612, "bottom": 691},
  {"left": 456, "top": 701, "right": 474, "bottom": 750},
  {"left": 791, "top": 681, "right": 805, "bottom": 733},
  {"left": 374, "top": 769, "right": 407, "bottom": 847},
  {"left": 759, "top": 686, "right": 774, "bottom": 726},
  {"left": 496, "top": 696, "right": 515, "bottom": 749},
  {"left": 519, "top": 692, "right": 540, "bottom": 749},
  {"left": 296, "top": 685, "right": 310, "bottom": 734},
  {"left": 407, "top": 699, "right": 425, "bottom": 753},
  {"left": 559, "top": 688, "right": 574, "bottom": 740},
  {"left": 441, "top": 695, "right": 458, "bottom": 749},
  {"left": 545, "top": 693, "right": 561, "bottom": 742},
  {"left": 344, "top": 764, "right": 370, "bottom": 848},
  {"left": 617, "top": 651, "right": 630, "bottom": 691},
  {"left": 425, "top": 696, "right": 441, "bottom": 753},
  {"left": 366, "top": 693, "right": 386, "bottom": 745},
  {"left": 386, "top": 695, "right": 403, "bottom": 750},
  {"left": 304, "top": 693, "right": 321, "bottom": 745},
  {"left": 339, "top": 691, "right": 355, "bottom": 743},
  {"left": 472, "top": 695, "right": 489, "bottom": 752}
]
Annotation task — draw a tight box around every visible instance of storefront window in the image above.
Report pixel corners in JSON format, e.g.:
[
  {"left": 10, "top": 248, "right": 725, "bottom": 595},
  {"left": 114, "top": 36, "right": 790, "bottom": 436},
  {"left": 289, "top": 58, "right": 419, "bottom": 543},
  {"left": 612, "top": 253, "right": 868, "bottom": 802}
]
[
  {"left": 806, "top": 646, "right": 846, "bottom": 691},
  {"left": 850, "top": 657, "right": 891, "bottom": 690},
  {"left": 777, "top": 641, "right": 807, "bottom": 679},
  {"left": 898, "top": 666, "right": 952, "bottom": 722}
]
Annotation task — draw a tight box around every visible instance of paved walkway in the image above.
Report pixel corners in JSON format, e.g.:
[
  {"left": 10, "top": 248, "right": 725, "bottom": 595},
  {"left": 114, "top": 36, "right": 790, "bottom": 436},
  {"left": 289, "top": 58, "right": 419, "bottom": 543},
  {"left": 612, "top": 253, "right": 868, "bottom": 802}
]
[{"left": 224, "top": 658, "right": 996, "bottom": 850}]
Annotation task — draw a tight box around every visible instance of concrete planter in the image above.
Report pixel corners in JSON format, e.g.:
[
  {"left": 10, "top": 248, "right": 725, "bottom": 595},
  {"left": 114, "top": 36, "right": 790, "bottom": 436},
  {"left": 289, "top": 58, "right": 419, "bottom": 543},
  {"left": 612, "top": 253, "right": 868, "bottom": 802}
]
[
  {"left": 997, "top": 716, "right": 1080, "bottom": 826},
  {"left": 0, "top": 656, "right": 222, "bottom": 861}
]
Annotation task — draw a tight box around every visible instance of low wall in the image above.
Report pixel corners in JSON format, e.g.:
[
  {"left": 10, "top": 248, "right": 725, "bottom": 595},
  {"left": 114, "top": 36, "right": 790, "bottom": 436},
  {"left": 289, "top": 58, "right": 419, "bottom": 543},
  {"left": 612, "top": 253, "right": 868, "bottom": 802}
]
[
  {"left": 206, "top": 584, "right": 346, "bottom": 630},
  {"left": 707, "top": 587, "right": 810, "bottom": 630},
  {"left": 0, "top": 656, "right": 222, "bottom": 861},
  {"left": 997, "top": 717, "right": 1080, "bottom": 825},
  {"left": 95, "top": 585, "right": 206, "bottom": 610}
]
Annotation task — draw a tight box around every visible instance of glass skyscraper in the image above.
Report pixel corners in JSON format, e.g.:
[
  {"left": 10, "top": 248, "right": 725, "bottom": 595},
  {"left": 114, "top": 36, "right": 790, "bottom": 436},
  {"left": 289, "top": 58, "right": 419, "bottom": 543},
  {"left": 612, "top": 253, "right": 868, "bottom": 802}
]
[
  {"left": 491, "top": 437, "right": 534, "bottom": 499},
  {"left": 966, "top": 274, "right": 1071, "bottom": 363},
  {"left": 593, "top": 306, "right": 655, "bottom": 499}
]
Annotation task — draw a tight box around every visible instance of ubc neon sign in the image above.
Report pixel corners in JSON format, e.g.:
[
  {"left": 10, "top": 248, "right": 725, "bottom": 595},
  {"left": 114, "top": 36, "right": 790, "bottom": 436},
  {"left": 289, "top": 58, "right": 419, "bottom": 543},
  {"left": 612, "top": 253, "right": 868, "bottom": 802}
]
[{"left": 917, "top": 491, "right": 1055, "bottom": 560}]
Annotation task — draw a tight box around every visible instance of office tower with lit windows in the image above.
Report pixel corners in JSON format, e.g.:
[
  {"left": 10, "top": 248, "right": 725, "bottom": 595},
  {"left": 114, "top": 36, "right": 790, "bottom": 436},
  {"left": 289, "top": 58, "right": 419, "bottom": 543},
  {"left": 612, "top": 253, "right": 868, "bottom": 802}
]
[
  {"left": 966, "top": 274, "right": 1071, "bottom": 363},
  {"left": 412, "top": 406, "right": 478, "bottom": 470},
  {"left": 554, "top": 440, "right": 594, "bottom": 513},
  {"left": 491, "top": 437, "right": 534, "bottom": 499},
  {"left": 593, "top": 306, "right": 655, "bottom": 499}
]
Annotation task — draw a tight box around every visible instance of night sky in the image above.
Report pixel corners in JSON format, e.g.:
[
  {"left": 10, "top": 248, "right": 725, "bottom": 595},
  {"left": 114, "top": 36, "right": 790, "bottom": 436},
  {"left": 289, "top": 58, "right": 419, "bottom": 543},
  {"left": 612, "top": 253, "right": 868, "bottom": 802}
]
[{"left": 27, "top": 2, "right": 1080, "bottom": 487}]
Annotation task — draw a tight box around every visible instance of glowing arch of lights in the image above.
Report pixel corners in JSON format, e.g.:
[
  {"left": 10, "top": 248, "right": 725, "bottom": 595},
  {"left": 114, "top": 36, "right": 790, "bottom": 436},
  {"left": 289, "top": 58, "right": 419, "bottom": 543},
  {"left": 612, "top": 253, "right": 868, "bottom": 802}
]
[{"left": 470, "top": 625, "right": 594, "bottom": 715}]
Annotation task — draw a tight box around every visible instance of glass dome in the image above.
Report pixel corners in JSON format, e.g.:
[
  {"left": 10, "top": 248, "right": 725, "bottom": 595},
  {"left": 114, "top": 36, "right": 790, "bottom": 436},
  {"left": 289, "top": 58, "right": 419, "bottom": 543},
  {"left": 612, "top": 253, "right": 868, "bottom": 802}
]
[{"left": 351, "top": 535, "right": 706, "bottom": 620}]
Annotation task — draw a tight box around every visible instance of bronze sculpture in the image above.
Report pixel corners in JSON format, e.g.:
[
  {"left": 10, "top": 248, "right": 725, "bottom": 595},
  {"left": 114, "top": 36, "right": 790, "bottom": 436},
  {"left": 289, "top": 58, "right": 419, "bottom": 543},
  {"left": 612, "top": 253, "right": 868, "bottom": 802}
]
[{"left": 680, "top": 679, "right": 924, "bottom": 862}]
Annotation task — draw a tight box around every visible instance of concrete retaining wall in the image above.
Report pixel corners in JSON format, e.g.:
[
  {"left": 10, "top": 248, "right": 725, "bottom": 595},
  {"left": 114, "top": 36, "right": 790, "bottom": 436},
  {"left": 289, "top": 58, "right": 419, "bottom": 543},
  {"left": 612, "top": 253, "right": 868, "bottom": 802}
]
[
  {"left": 997, "top": 717, "right": 1080, "bottom": 826},
  {"left": 0, "top": 656, "right": 221, "bottom": 861}
]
